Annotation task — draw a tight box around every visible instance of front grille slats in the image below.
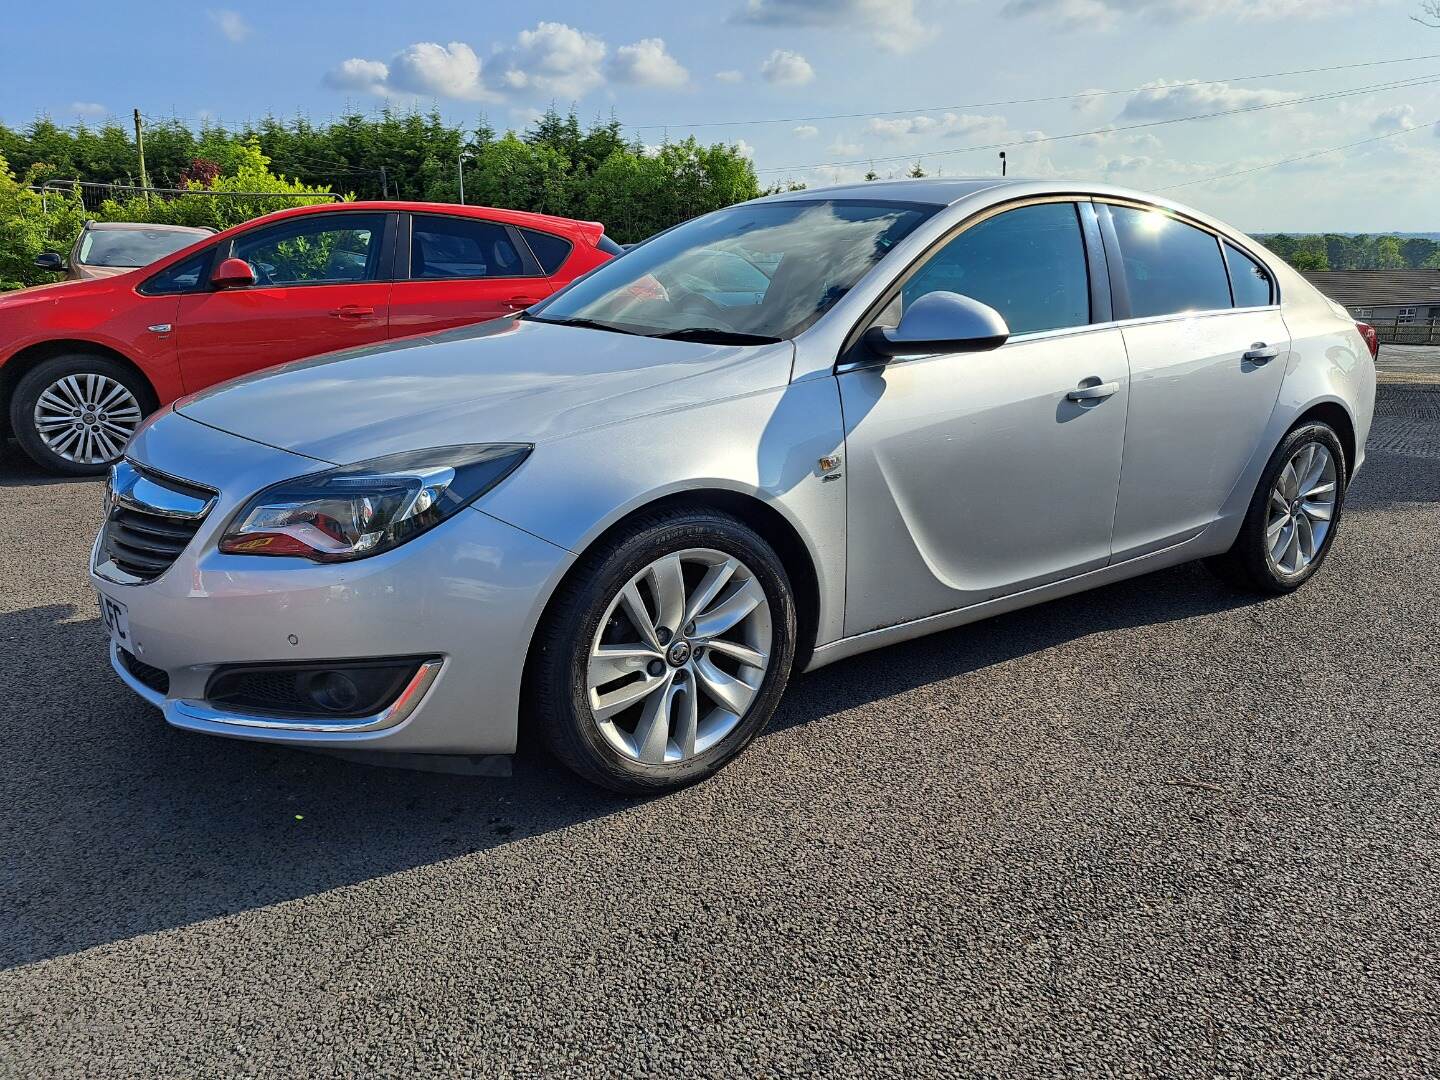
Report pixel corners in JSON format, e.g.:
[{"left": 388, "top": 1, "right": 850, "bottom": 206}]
[
  {"left": 98, "top": 469, "right": 212, "bottom": 583},
  {"left": 119, "top": 648, "right": 169, "bottom": 695}
]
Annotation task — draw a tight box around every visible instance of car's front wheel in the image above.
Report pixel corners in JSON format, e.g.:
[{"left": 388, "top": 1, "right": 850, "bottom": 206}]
[
  {"left": 1206, "top": 420, "right": 1348, "bottom": 594},
  {"left": 530, "top": 507, "right": 797, "bottom": 794},
  {"left": 10, "top": 354, "right": 152, "bottom": 476}
]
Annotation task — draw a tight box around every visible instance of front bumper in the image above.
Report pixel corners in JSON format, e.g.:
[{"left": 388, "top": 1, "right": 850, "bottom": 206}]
[{"left": 91, "top": 413, "right": 574, "bottom": 755}]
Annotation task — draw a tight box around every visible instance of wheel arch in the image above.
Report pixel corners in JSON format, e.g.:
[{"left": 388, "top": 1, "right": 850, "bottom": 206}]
[
  {"left": 0, "top": 339, "right": 158, "bottom": 437},
  {"left": 520, "top": 487, "right": 824, "bottom": 711},
  {"left": 1292, "top": 399, "right": 1357, "bottom": 479}
]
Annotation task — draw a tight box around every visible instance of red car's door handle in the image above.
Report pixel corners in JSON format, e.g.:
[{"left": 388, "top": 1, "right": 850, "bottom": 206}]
[
  {"left": 503, "top": 295, "right": 543, "bottom": 309},
  {"left": 330, "top": 305, "right": 375, "bottom": 319}
]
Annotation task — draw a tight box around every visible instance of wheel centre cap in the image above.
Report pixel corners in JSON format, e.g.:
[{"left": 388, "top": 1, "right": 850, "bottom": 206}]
[{"left": 667, "top": 640, "right": 692, "bottom": 666}]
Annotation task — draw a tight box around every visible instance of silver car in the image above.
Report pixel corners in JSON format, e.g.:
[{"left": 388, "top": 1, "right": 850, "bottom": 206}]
[{"left": 91, "top": 179, "right": 1376, "bottom": 793}]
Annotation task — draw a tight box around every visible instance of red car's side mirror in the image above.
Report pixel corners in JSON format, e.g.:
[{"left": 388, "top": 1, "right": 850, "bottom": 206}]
[{"left": 210, "top": 257, "right": 257, "bottom": 290}]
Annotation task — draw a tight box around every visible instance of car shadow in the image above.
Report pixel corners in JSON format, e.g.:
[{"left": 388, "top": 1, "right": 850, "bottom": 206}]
[
  {"left": 0, "top": 557, "right": 1263, "bottom": 970},
  {"left": 0, "top": 440, "right": 105, "bottom": 489}
]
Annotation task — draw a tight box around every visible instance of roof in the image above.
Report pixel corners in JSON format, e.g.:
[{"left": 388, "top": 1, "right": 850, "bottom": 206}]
[
  {"left": 83, "top": 220, "right": 213, "bottom": 234},
  {"left": 1300, "top": 269, "right": 1440, "bottom": 308},
  {"left": 758, "top": 177, "right": 1015, "bottom": 207}
]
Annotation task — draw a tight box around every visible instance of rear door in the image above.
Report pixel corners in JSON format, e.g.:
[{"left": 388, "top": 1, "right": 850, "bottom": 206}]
[
  {"left": 1101, "top": 203, "right": 1289, "bottom": 559},
  {"left": 388, "top": 213, "right": 551, "bottom": 338},
  {"left": 174, "top": 211, "right": 394, "bottom": 392}
]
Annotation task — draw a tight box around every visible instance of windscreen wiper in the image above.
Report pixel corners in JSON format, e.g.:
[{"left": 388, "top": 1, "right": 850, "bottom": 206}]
[
  {"left": 650, "top": 327, "right": 784, "bottom": 345},
  {"left": 523, "top": 314, "right": 642, "bottom": 336}
]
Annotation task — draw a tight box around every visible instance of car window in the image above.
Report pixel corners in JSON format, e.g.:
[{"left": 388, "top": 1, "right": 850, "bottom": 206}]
[
  {"left": 1107, "top": 206, "right": 1232, "bottom": 318},
  {"left": 412, "top": 215, "right": 529, "bottom": 280},
  {"left": 888, "top": 202, "right": 1090, "bottom": 336},
  {"left": 231, "top": 213, "right": 387, "bottom": 287},
  {"left": 140, "top": 250, "right": 212, "bottom": 295},
  {"left": 518, "top": 228, "right": 574, "bottom": 275},
  {"left": 79, "top": 229, "right": 203, "bottom": 268},
  {"left": 1224, "top": 243, "right": 1274, "bottom": 308}
]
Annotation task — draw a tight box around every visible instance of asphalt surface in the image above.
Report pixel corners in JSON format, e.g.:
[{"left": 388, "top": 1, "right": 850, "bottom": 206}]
[{"left": 3, "top": 386, "right": 1439, "bottom": 1078}]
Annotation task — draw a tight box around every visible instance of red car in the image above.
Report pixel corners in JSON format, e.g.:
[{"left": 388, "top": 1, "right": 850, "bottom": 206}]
[{"left": 1, "top": 201, "right": 620, "bottom": 474}]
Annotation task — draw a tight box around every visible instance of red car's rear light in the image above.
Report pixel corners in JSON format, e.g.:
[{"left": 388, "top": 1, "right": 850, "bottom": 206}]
[{"left": 1356, "top": 322, "right": 1379, "bottom": 360}]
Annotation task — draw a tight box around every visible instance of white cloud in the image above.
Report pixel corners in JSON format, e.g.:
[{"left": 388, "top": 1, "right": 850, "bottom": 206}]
[
  {"left": 609, "top": 38, "right": 689, "bottom": 88},
  {"left": 1119, "top": 79, "right": 1296, "bottom": 121},
  {"left": 866, "top": 113, "right": 1005, "bottom": 140},
  {"left": 734, "top": 139, "right": 756, "bottom": 159},
  {"left": 829, "top": 137, "right": 864, "bottom": 156},
  {"left": 70, "top": 102, "right": 107, "bottom": 118},
  {"left": 733, "top": 0, "right": 930, "bottom": 52},
  {"left": 715, "top": 69, "right": 744, "bottom": 83},
  {"left": 761, "top": 49, "right": 815, "bottom": 86},
  {"left": 1001, "top": 0, "right": 1382, "bottom": 25},
  {"left": 1071, "top": 89, "right": 1110, "bottom": 116},
  {"left": 495, "top": 22, "right": 607, "bottom": 99},
  {"left": 208, "top": 8, "right": 251, "bottom": 43},
  {"left": 793, "top": 124, "right": 820, "bottom": 139},
  {"left": 1373, "top": 104, "right": 1417, "bottom": 132},
  {"left": 324, "top": 58, "right": 391, "bottom": 95},
  {"left": 388, "top": 41, "right": 492, "bottom": 100}
]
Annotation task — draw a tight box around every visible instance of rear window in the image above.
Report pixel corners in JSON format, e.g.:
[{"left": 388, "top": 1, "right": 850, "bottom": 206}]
[
  {"left": 411, "top": 215, "right": 529, "bottom": 279},
  {"left": 1107, "top": 205, "right": 1232, "bottom": 319},
  {"left": 1224, "top": 243, "right": 1274, "bottom": 308},
  {"left": 519, "top": 228, "right": 574, "bottom": 275}
]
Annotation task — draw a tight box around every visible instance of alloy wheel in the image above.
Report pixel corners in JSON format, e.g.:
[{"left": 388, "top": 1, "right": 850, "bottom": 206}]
[
  {"left": 33, "top": 373, "right": 142, "bottom": 465},
  {"left": 586, "top": 548, "right": 773, "bottom": 766},
  {"left": 1265, "top": 441, "right": 1338, "bottom": 576}
]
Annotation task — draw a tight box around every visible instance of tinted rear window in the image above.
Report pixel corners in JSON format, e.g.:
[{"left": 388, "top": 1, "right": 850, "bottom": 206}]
[
  {"left": 1224, "top": 243, "right": 1274, "bottom": 308},
  {"left": 1107, "top": 205, "right": 1232, "bottom": 318},
  {"left": 520, "top": 228, "right": 574, "bottom": 274}
]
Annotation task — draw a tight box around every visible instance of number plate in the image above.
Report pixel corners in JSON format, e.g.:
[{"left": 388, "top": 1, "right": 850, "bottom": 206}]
[{"left": 97, "top": 591, "right": 131, "bottom": 648}]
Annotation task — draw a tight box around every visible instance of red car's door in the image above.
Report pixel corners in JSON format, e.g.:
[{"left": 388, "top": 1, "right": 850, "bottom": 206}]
[
  {"left": 387, "top": 212, "right": 554, "bottom": 339},
  {"left": 174, "top": 211, "right": 396, "bottom": 393}
]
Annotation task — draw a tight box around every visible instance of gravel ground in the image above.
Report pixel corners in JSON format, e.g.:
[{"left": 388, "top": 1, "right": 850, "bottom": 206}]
[{"left": 2, "top": 386, "right": 1439, "bottom": 1079}]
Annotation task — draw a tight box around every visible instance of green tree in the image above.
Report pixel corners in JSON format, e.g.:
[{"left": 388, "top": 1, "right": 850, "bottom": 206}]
[{"left": 0, "top": 153, "right": 87, "bottom": 289}]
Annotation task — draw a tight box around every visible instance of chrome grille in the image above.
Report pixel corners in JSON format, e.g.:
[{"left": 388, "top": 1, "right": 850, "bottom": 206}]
[{"left": 96, "top": 461, "right": 216, "bottom": 584}]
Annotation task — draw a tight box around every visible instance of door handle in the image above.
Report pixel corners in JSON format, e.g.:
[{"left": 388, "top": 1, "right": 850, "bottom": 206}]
[
  {"left": 330, "top": 305, "right": 375, "bottom": 319},
  {"left": 503, "top": 295, "right": 543, "bottom": 308},
  {"left": 1066, "top": 381, "right": 1120, "bottom": 402},
  {"left": 1243, "top": 342, "right": 1279, "bottom": 363}
]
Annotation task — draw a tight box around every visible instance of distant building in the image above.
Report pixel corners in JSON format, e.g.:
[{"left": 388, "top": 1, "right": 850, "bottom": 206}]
[{"left": 1300, "top": 269, "right": 1440, "bottom": 324}]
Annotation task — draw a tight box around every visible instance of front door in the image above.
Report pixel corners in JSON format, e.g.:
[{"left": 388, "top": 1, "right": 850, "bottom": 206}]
[
  {"left": 388, "top": 213, "right": 552, "bottom": 339},
  {"left": 174, "top": 211, "right": 394, "bottom": 392},
  {"left": 839, "top": 201, "right": 1130, "bottom": 636}
]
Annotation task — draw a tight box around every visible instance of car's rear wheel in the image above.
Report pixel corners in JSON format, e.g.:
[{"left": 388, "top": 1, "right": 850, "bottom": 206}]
[
  {"left": 10, "top": 354, "right": 153, "bottom": 476},
  {"left": 530, "top": 507, "right": 797, "bottom": 794},
  {"left": 1206, "top": 420, "right": 1347, "bottom": 594}
]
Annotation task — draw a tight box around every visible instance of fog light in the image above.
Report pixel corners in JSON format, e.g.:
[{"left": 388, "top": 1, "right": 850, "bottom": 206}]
[{"left": 306, "top": 671, "right": 360, "bottom": 713}]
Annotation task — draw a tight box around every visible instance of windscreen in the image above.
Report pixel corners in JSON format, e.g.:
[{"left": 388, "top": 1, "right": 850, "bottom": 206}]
[{"left": 79, "top": 229, "right": 203, "bottom": 268}]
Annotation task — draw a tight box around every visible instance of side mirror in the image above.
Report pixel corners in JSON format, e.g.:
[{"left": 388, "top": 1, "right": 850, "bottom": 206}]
[
  {"left": 863, "top": 291, "right": 1009, "bottom": 358},
  {"left": 210, "top": 257, "right": 257, "bottom": 290},
  {"left": 33, "top": 251, "right": 66, "bottom": 272}
]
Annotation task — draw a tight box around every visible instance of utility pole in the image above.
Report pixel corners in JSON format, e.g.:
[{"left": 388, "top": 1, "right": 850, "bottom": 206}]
[
  {"left": 133, "top": 108, "right": 150, "bottom": 199},
  {"left": 378, "top": 165, "right": 388, "bottom": 200},
  {"left": 999, "top": 151, "right": 1007, "bottom": 177},
  {"left": 457, "top": 150, "right": 466, "bottom": 204}
]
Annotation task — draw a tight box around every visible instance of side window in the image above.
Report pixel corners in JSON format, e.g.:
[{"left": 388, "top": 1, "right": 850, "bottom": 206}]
[
  {"left": 1224, "top": 243, "right": 1274, "bottom": 308},
  {"left": 1107, "top": 206, "right": 1232, "bottom": 318},
  {"left": 412, "top": 215, "right": 529, "bottom": 280},
  {"left": 519, "top": 228, "right": 574, "bottom": 275},
  {"left": 892, "top": 202, "right": 1091, "bottom": 336},
  {"left": 140, "top": 250, "right": 212, "bottom": 295},
  {"left": 231, "top": 213, "right": 387, "bottom": 287}
]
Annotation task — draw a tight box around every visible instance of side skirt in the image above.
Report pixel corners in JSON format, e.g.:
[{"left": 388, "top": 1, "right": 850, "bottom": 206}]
[{"left": 803, "top": 532, "right": 1219, "bottom": 673}]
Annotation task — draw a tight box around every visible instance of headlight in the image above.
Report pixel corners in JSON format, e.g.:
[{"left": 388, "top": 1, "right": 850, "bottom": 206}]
[{"left": 218, "top": 444, "right": 531, "bottom": 562}]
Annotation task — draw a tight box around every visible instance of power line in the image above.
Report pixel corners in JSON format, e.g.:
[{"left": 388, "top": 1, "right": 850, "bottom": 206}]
[
  {"left": 1157, "top": 121, "right": 1436, "bottom": 190},
  {"left": 634, "top": 51, "right": 1440, "bottom": 131},
  {"left": 754, "top": 70, "right": 1440, "bottom": 174}
]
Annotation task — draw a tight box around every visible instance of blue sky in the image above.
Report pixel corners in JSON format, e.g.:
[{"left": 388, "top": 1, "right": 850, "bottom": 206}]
[{"left": 5, "top": 0, "right": 1440, "bottom": 230}]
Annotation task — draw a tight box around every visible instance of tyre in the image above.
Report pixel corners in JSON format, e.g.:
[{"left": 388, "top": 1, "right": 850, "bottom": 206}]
[
  {"left": 10, "top": 354, "right": 153, "bottom": 476},
  {"left": 530, "top": 506, "right": 797, "bottom": 794},
  {"left": 1205, "top": 420, "right": 1347, "bottom": 594}
]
